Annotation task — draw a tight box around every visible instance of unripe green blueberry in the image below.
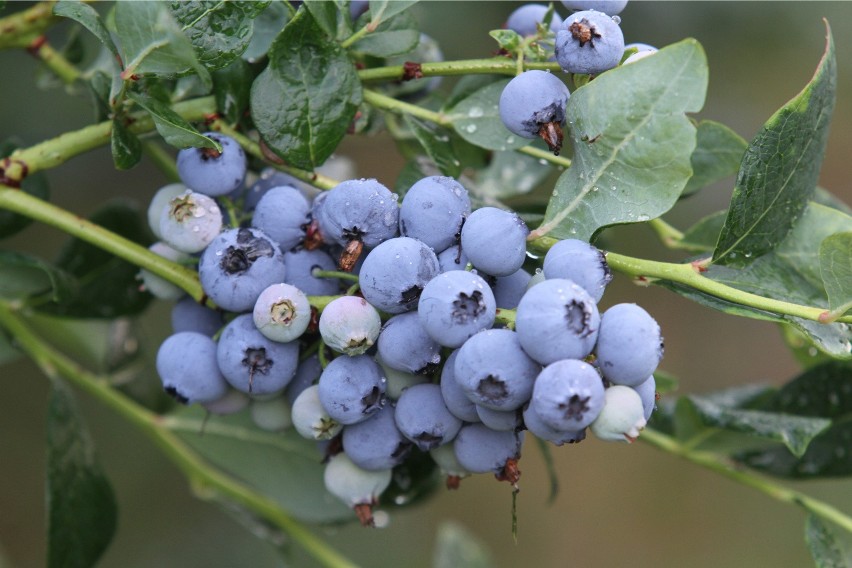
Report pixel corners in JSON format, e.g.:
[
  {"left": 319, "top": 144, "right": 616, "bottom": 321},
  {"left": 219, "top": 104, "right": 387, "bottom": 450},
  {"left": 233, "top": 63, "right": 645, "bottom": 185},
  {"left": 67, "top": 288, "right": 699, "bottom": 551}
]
[
  {"left": 253, "top": 283, "right": 311, "bottom": 343},
  {"left": 319, "top": 296, "right": 382, "bottom": 356},
  {"left": 250, "top": 396, "right": 293, "bottom": 432},
  {"left": 291, "top": 385, "right": 342, "bottom": 440},
  {"left": 590, "top": 385, "right": 647, "bottom": 443}
]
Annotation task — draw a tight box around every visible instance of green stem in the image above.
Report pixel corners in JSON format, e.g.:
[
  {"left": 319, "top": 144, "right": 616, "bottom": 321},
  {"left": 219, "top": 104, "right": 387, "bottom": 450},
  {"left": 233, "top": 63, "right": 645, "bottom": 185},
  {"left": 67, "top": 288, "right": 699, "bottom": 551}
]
[
  {"left": 4, "top": 97, "right": 216, "bottom": 182},
  {"left": 0, "top": 302, "right": 357, "bottom": 568},
  {"left": 312, "top": 270, "right": 360, "bottom": 284},
  {"left": 29, "top": 37, "right": 82, "bottom": 84},
  {"left": 640, "top": 428, "right": 852, "bottom": 535},
  {"left": 648, "top": 217, "right": 685, "bottom": 249},
  {"left": 340, "top": 22, "right": 371, "bottom": 50},
  {"left": 0, "top": 185, "right": 206, "bottom": 303},
  {"left": 604, "top": 251, "right": 852, "bottom": 324},
  {"left": 0, "top": 1, "right": 57, "bottom": 50},
  {"left": 357, "top": 58, "right": 560, "bottom": 83}
]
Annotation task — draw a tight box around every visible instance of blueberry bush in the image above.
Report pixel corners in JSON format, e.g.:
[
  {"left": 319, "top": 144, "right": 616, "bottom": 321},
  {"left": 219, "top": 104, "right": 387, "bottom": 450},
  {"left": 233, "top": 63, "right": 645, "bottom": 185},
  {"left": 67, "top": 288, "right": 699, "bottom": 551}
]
[{"left": 0, "top": 1, "right": 851, "bottom": 567}]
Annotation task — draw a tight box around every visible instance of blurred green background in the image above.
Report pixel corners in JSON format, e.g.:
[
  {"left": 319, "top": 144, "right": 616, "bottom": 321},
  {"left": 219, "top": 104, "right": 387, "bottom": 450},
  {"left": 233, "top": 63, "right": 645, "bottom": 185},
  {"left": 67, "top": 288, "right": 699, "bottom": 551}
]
[{"left": 1, "top": 2, "right": 851, "bottom": 567}]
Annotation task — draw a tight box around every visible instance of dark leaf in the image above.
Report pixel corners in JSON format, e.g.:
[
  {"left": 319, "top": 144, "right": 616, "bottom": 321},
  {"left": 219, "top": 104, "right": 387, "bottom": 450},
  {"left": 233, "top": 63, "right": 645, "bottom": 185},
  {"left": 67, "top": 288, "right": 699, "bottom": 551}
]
[
  {"left": 682, "top": 120, "right": 746, "bottom": 197},
  {"left": 250, "top": 9, "right": 362, "bottom": 169},
  {"left": 761, "top": 360, "right": 852, "bottom": 419},
  {"left": 110, "top": 117, "right": 142, "bottom": 170},
  {"left": 0, "top": 326, "right": 20, "bottom": 365},
  {"left": 820, "top": 232, "right": 852, "bottom": 318},
  {"left": 40, "top": 200, "right": 153, "bottom": 319},
  {"left": 54, "top": 0, "right": 120, "bottom": 59},
  {"left": 443, "top": 74, "right": 504, "bottom": 110},
  {"left": 169, "top": 1, "right": 271, "bottom": 71},
  {"left": 403, "top": 115, "right": 461, "bottom": 178},
  {"left": 212, "top": 58, "right": 253, "bottom": 125},
  {"left": 0, "top": 251, "right": 74, "bottom": 303},
  {"left": 242, "top": 0, "right": 290, "bottom": 63},
  {"left": 535, "top": 39, "right": 708, "bottom": 242},
  {"left": 351, "top": 10, "right": 419, "bottom": 57},
  {"left": 304, "top": 0, "right": 348, "bottom": 40},
  {"left": 714, "top": 26, "right": 836, "bottom": 267},
  {"left": 127, "top": 91, "right": 220, "bottom": 150},
  {"left": 366, "top": 0, "right": 419, "bottom": 24},
  {"left": 805, "top": 515, "right": 851, "bottom": 568},
  {"left": 679, "top": 210, "right": 727, "bottom": 253},
  {"left": 47, "top": 380, "right": 117, "bottom": 568},
  {"left": 474, "top": 150, "right": 552, "bottom": 200}
]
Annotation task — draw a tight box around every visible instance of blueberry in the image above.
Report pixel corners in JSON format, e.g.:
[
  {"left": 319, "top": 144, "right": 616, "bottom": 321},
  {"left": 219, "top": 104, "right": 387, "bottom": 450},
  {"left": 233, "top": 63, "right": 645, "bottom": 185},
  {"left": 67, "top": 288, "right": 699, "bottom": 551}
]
[
  {"left": 399, "top": 176, "right": 470, "bottom": 252},
  {"left": 560, "top": 0, "right": 628, "bottom": 15},
  {"left": 243, "top": 167, "right": 311, "bottom": 212},
  {"left": 522, "top": 402, "right": 586, "bottom": 445},
  {"left": 284, "top": 354, "right": 322, "bottom": 406},
  {"left": 395, "top": 383, "right": 464, "bottom": 451},
  {"left": 453, "top": 423, "right": 525, "bottom": 475},
  {"left": 555, "top": 10, "right": 625, "bottom": 75},
  {"left": 375, "top": 353, "right": 429, "bottom": 400},
  {"left": 623, "top": 42, "right": 657, "bottom": 65},
  {"left": 198, "top": 227, "right": 287, "bottom": 313},
  {"left": 216, "top": 313, "right": 300, "bottom": 395},
  {"left": 147, "top": 183, "right": 186, "bottom": 239},
  {"left": 251, "top": 186, "right": 311, "bottom": 252},
  {"left": 595, "top": 303, "right": 663, "bottom": 386},
  {"left": 417, "top": 270, "right": 497, "bottom": 348},
  {"left": 323, "top": 453, "right": 391, "bottom": 526},
  {"left": 343, "top": 404, "right": 412, "bottom": 471},
  {"left": 176, "top": 133, "right": 247, "bottom": 197},
  {"left": 156, "top": 332, "right": 229, "bottom": 404},
  {"left": 359, "top": 236, "right": 440, "bottom": 314},
  {"left": 170, "top": 296, "right": 223, "bottom": 337},
  {"left": 201, "top": 388, "right": 250, "bottom": 415},
  {"left": 529, "top": 358, "right": 605, "bottom": 430},
  {"left": 250, "top": 396, "right": 292, "bottom": 432},
  {"left": 317, "top": 354, "right": 386, "bottom": 425},
  {"left": 460, "top": 207, "right": 529, "bottom": 277},
  {"left": 291, "top": 384, "right": 342, "bottom": 440},
  {"left": 436, "top": 245, "right": 470, "bottom": 273},
  {"left": 139, "top": 242, "right": 191, "bottom": 301},
  {"left": 319, "top": 296, "right": 382, "bottom": 356},
  {"left": 283, "top": 248, "right": 340, "bottom": 296},
  {"left": 506, "top": 4, "right": 563, "bottom": 36},
  {"left": 429, "top": 442, "right": 471, "bottom": 480},
  {"left": 499, "top": 71, "right": 570, "bottom": 154},
  {"left": 439, "top": 349, "right": 480, "bottom": 423},
  {"left": 252, "top": 283, "right": 311, "bottom": 343},
  {"left": 632, "top": 375, "right": 657, "bottom": 421},
  {"left": 454, "top": 329, "right": 541, "bottom": 411},
  {"left": 377, "top": 312, "right": 441, "bottom": 375},
  {"left": 491, "top": 268, "right": 532, "bottom": 309},
  {"left": 589, "top": 385, "right": 647, "bottom": 443},
  {"left": 476, "top": 405, "right": 523, "bottom": 432},
  {"left": 542, "top": 238, "right": 612, "bottom": 302},
  {"left": 515, "top": 278, "right": 600, "bottom": 365},
  {"left": 159, "top": 190, "right": 223, "bottom": 253}
]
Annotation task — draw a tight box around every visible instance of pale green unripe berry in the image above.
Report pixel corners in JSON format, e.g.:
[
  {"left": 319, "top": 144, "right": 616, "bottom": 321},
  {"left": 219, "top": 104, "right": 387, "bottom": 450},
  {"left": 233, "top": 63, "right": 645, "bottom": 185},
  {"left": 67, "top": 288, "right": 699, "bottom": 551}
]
[
  {"left": 590, "top": 385, "right": 647, "bottom": 443},
  {"left": 376, "top": 354, "right": 429, "bottom": 400},
  {"left": 324, "top": 453, "right": 392, "bottom": 525},
  {"left": 250, "top": 396, "right": 293, "bottom": 432},
  {"left": 139, "top": 242, "right": 191, "bottom": 300},
  {"left": 319, "top": 296, "right": 382, "bottom": 356},
  {"left": 253, "top": 283, "right": 311, "bottom": 343},
  {"left": 430, "top": 442, "right": 471, "bottom": 478},
  {"left": 291, "top": 385, "right": 342, "bottom": 440}
]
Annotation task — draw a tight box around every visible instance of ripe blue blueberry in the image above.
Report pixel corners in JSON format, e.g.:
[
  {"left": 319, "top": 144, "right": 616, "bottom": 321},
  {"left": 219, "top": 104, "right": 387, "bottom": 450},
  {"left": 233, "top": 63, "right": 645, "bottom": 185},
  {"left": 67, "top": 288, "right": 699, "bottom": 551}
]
[
  {"left": 395, "top": 383, "right": 463, "bottom": 451},
  {"left": 632, "top": 375, "right": 657, "bottom": 421},
  {"left": 284, "top": 353, "right": 322, "bottom": 406},
  {"left": 216, "top": 313, "right": 300, "bottom": 395},
  {"left": 530, "top": 358, "right": 605, "bottom": 430},
  {"left": 439, "top": 349, "right": 481, "bottom": 423},
  {"left": 319, "top": 296, "right": 382, "bottom": 356},
  {"left": 399, "top": 176, "right": 470, "bottom": 253},
  {"left": 198, "top": 227, "right": 287, "bottom": 313},
  {"left": 377, "top": 312, "right": 441, "bottom": 375},
  {"left": 453, "top": 423, "right": 525, "bottom": 475},
  {"left": 454, "top": 329, "right": 541, "bottom": 411},
  {"left": 555, "top": 10, "right": 625, "bottom": 75},
  {"left": 595, "top": 303, "right": 664, "bottom": 386},
  {"left": 170, "top": 296, "right": 223, "bottom": 337},
  {"left": 317, "top": 354, "right": 386, "bottom": 425},
  {"left": 436, "top": 245, "right": 470, "bottom": 273},
  {"left": 515, "top": 278, "right": 600, "bottom": 365},
  {"left": 542, "top": 238, "right": 612, "bottom": 302},
  {"left": 159, "top": 190, "right": 223, "bottom": 253},
  {"left": 460, "top": 207, "right": 529, "bottom": 277},
  {"left": 506, "top": 4, "right": 563, "bottom": 36},
  {"left": 176, "top": 133, "right": 247, "bottom": 197},
  {"left": 251, "top": 186, "right": 311, "bottom": 252},
  {"left": 156, "top": 332, "right": 229, "bottom": 404},
  {"left": 342, "top": 404, "right": 412, "bottom": 471},
  {"left": 283, "top": 248, "right": 340, "bottom": 296},
  {"left": 522, "top": 402, "right": 587, "bottom": 445},
  {"left": 243, "top": 167, "right": 309, "bottom": 212},
  {"left": 253, "top": 283, "right": 311, "bottom": 343},
  {"left": 589, "top": 385, "right": 647, "bottom": 443},
  {"left": 202, "top": 388, "right": 250, "bottom": 416},
  {"left": 359, "top": 237, "right": 440, "bottom": 314},
  {"left": 560, "top": 0, "right": 628, "bottom": 15},
  {"left": 498, "top": 71, "right": 570, "bottom": 154},
  {"left": 491, "top": 268, "right": 532, "bottom": 309},
  {"left": 476, "top": 405, "right": 523, "bottom": 432},
  {"left": 418, "top": 270, "right": 496, "bottom": 348}
]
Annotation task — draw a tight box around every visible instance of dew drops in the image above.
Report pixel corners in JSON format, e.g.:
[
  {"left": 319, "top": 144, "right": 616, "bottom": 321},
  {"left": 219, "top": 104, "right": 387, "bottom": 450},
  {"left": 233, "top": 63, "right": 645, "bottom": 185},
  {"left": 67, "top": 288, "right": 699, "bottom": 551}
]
[
  {"left": 468, "top": 106, "right": 484, "bottom": 118},
  {"left": 465, "top": 124, "right": 477, "bottom": 134}
]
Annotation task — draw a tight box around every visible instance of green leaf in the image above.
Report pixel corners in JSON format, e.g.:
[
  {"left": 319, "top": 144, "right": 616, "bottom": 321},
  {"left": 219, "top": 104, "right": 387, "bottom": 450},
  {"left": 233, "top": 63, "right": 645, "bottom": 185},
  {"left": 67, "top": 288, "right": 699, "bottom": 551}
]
[
  {"left": 448, "top": 78, "right": 529, "bottom": 152},
  {"left": 735, "top": 417, "right": 852, "bottom": 479},
  {"left": 403, "top": 116, "right": 462, "bottom": 178},
  {"left": 167, "top": 407, "right": 353, "bottom": 523},
  {"left": 679, "top": 210, "right": 727, "bottom": 253},
  {"left": 242, "top": 0, "right": 289, "bottom": 63},
  {"left": 0, "top": 251, "right": 74, "bottom": 303},
  {"left": 688, "top": 395, "right": 831, "bottom": 457},
  {"left": 110, "top": 117, "right": 142, "bottom": 170},
  {"left": 54, "top": 0, "right": 120, "bottom": 59},
  {"left": 682, "top": 120, "right": 746, "bottom": 197},
  {"left": 432, "top": 520, "right": 494, "bottom": 568},
  {"left": 805, "top": 515, "right": 851, "bottom": 568},
  {"left": 127, "top": 91, "right": 220, "bottom": 150},
  {"left": 762, "top": 361, "right": 852, "bottom": 419},
  {"left": 115, "top": 1, "right": 211, "bottom": 87},
  {"left": 169, "top": 1, "right": 270, "bottom": 71},
  {"left": 251, "top": 9, "right": 362, "bottom": 170},
  {"left": 367, "top": 0, "right": 419, "bottom": 25},
  {"left": 489, "top": 29, "right": 522, "bottom": 53},
  {"left": 820, "top": 232, "right": 852, "bottom": 319},
  {"left": 443, "top": 74, "right": 503, "bottom": 110},
  {"left": 47, "top": 380, "right": 117, "bottom": 568},
  {"left": 473, "top": 150, "right": 552, "bottom": 200},
  {"left": 304, "top": 0, "right": 348, "bottom": 40},
  {"left": 212, "top": 58, "right": 252, "bottom": 126},
  {"left": 815, "top": 187, "right": 852, "bottom": 216},
  {"left": 713, "top": 26, "right": 836, "bottom": 267},
  {"left": 0, "top": 326, "right": 20, "bottom": 365},
  {"left": 535, "top": 39, "right": 708, "bottom": 242},
  {"left": 351, "top": 10, "right": 419, "bottom": 57},
  {"left": 40, "top": 200, "right": 153, "bottom": 319}
]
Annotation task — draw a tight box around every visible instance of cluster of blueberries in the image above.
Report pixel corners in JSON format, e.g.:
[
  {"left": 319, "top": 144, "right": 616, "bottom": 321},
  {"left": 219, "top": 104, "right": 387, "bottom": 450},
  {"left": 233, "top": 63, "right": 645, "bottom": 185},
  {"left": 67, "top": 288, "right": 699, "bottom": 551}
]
[{"left": 145, "top": 0, "right": 664, "bottom": 524}]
